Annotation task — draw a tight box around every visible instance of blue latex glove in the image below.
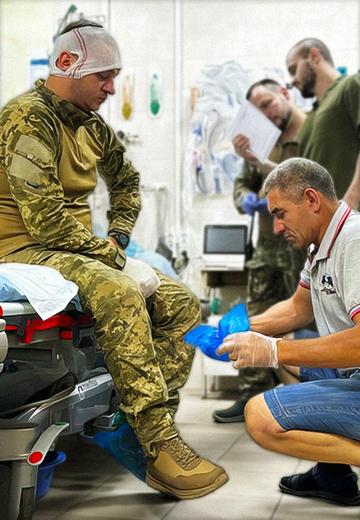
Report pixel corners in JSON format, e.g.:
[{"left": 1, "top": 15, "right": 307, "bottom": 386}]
[
  {"left": 255, "top": 197, "right": 268, "bottom": 214},
  {"left": 241, "top": 192, "right": 258, "bottom": 216}
]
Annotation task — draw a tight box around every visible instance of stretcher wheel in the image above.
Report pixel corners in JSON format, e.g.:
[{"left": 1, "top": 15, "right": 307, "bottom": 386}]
[
  {"left": 17, "top": 486, "right": 35, "bottom": 520},
  {"left": 0, "top": 463, "right": 11, "bottom": 516}
]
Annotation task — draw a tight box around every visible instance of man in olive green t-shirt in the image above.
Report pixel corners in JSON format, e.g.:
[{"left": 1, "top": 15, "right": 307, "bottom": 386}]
[{"left": 286, "top": 37, "right": 360, "bottom": 209}]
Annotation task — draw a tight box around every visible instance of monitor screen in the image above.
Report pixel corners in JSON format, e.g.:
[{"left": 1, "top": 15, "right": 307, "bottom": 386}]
[{"left": 204, "top": 225, "right": 247, "bottom": 254}]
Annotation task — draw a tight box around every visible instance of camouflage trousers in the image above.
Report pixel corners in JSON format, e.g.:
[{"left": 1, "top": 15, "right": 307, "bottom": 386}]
[
  {"left": 237, "top": 237, "right": 306, "bottom": 395},
  {"left": 4, "top": 247, "right": 200, "bottom": 457}
]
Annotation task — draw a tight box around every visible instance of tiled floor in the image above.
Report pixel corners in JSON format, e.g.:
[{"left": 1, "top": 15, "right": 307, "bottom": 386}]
[{"left": 33, "top": 390, "right": 360, "bottom": 520}]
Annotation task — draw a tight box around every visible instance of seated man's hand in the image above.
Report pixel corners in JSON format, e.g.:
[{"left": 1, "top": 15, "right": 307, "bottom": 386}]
[
  {"left": 232, "top": 134, "right": 258, "bottom": 163},
  {"left": 217, "top": 331, "right": 279, "bottom": 368}
]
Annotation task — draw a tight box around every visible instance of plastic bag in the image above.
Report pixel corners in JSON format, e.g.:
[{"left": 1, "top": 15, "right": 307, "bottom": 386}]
[
  {"left": 123, "top": 257, "right": 161, "bottom": 298},
  {"left": 185, "top": 303, "right": 250, "bottom": 362}
]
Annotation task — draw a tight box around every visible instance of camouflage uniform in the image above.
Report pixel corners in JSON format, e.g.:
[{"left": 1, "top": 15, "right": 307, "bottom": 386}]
[
  {"left": 0, "top": 80, "right": 200, "bottom": 457},
  {"left": 233, "top": 141, "right": 306, "bottom": 393}
]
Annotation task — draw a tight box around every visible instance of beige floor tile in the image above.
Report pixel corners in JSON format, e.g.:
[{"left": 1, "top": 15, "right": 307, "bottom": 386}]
[
  {"left": 175, "top": 395, "right": 233, "bottom": 424},
  {"left": 217, "top": 461, "right": 287, "bottom": 498},
  {"left": 164, "top": 495, "right": 279, "bottom": 520},
  {"left": 177, "top": 421, "right": 245, "bottom": 460},
  {"left": 32, "top": 513, "right": 59, "bottom": 520},
  {"left": 274, "top": 494, "right": 360, "bottom": 519},
  {"left": 56, "top": 489, "right": 176, "bottom": 519},
  {"left": 33, "top": 462, "right": 120, "bottom": 518},
  {"left": 220, "top": 431, "right": 299, "bottom": 474},
  {"left": 34, "top": 390, "right": 340, "bottom": 520}
]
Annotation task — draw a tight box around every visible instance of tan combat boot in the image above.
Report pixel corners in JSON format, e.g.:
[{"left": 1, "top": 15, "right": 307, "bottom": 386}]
[{"left": 146, "top": 436, "right": 228, "bottom": 499}]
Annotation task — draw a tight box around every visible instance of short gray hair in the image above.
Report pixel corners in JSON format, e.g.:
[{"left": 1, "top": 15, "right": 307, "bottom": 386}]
[{"left": 263, "top": 158, "right": 337, "bottom": 201}]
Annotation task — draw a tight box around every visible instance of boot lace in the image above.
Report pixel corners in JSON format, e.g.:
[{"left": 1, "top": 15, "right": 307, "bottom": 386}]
[{"left": 163, "top": 437, "right": 200, "bottom": 469}]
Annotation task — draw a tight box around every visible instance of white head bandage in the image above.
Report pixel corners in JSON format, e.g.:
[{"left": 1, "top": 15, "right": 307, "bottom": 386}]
[{"left": 49, "top": 26, "right": 122, "bottom": 79}]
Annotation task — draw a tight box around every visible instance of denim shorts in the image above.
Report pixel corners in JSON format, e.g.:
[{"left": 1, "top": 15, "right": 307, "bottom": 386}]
[{"left": 264, "top": 368, "right": 360, "bottom": 441}]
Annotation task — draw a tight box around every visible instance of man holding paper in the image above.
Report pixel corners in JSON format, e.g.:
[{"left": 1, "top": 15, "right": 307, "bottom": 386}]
[{"left": 213, "top": 79, "right": 308, "bottom": 424}]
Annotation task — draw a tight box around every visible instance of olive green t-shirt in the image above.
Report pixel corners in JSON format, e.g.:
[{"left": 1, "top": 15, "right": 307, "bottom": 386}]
[
  {"left": 299, "top": 75, "right": 360, "bottom": 198},
  {"left": 297, "top": 104, "right": 317, "bottom": 154}
]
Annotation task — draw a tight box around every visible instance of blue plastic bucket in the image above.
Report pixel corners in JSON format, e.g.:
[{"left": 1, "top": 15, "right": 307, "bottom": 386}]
[{"left": 36, "top": 451, "right": 66, "bottom": 499}]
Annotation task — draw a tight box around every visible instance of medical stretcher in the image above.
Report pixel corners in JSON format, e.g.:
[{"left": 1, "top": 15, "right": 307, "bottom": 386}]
[{"left": 0, "top": 301, "right": 117, "bottom": 520}]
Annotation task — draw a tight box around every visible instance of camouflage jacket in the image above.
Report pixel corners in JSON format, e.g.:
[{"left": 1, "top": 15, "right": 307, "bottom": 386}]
[{"left": 0, "top": 80, "right": 141, "bottom": 269}]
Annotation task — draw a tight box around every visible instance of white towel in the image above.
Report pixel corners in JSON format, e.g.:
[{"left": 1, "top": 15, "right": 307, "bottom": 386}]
[{"left": 0, "top": 263, "right": 79, "bottom": 320}]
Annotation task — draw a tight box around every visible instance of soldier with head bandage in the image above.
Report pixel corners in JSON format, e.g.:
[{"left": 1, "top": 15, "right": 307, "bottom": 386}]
[
  {"left": 49, "top": 25, "right": 122, "bottom": 79},
  {"left": 0, "top": 18, "right": 228, "bottom": 501}
]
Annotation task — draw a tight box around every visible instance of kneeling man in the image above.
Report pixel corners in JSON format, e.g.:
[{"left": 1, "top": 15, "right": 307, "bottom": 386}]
[{"left": 219, "top": 157, "right": 360, "bottom": 506}]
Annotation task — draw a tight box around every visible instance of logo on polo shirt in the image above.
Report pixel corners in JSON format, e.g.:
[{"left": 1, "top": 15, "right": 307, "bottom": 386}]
[{"left": 320, "top": 274, "right": 336, "bottom": 295}]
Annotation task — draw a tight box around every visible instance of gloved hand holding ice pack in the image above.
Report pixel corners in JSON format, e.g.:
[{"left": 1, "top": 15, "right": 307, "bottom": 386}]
[{"left": 185, "top": 303, "right": 250, "bottom": 362}]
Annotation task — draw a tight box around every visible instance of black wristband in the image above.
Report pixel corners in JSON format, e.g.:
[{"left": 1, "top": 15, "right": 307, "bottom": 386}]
[{"left": 108, "top": 231, "right": 130, "bottom": 249}]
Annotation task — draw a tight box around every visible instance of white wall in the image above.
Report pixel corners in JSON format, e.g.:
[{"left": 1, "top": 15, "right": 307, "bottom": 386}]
[
  {"left": 0, "top": 0, "right": 110, "bottom": 106},
  {"left": 0, "top": 0, "right": 359, "bottom": 302}
]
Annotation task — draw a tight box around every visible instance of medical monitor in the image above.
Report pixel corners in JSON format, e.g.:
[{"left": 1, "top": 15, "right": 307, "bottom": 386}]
[{"left": 202, "top": 224, "right": 248, "bottom": 271}]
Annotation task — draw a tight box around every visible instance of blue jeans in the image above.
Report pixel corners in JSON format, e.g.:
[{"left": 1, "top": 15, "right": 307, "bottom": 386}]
[{"left": 264, "top": 368, "right": 360, "bottom": 441}]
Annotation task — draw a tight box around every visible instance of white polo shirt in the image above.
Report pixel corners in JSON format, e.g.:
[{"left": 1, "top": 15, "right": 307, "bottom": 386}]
[{"left": 300, "top": 202, "right": 360, "bottom": 345}]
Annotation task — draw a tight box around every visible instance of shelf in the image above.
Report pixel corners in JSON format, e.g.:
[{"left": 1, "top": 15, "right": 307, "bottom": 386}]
[{"left": 203, "top": 269, "right": 248, "bottom": 287}]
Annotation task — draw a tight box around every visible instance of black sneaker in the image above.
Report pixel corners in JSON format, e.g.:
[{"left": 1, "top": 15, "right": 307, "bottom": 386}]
[
  {"left": 212, "top": 400, "right": 247, "bottom": 423},
  {"left": 279, "top": 465, "right": 360, "bottom": 506}
]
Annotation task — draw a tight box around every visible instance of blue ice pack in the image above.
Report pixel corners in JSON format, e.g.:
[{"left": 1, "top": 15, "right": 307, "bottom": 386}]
[{"left": 185, "top": 303, "right": 250, "bottom": 362}]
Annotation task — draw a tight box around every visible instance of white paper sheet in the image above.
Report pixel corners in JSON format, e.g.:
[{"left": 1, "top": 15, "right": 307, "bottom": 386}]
[{"left": 229, "top": 100, "right": 281, "bottom": 163}]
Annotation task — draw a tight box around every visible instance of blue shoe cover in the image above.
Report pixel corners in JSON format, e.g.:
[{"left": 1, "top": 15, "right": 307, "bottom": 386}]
[
  {"left": 185, "top": 324, "right": 228, "bottom": 361},
  {"left": 93, "top": 420, "right": 147, "bottom": 482},
  {"left": 185, "top": 303, "right": 250, "bottom": 362},
  {"left": 218, "top": 303, "right": 250, "bottom": 338}
]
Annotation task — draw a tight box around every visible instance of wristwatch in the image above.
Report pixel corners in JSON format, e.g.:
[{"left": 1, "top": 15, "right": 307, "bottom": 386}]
[{"left": 108, "top": 231, "right": 130, "bottom": 249}]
